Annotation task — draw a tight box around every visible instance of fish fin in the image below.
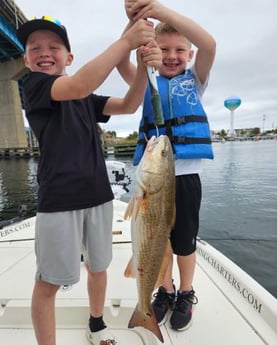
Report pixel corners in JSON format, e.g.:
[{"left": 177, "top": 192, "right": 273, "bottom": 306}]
[
  {"left": 128, "top": 304, "right": 164, "bottom": 343},
  {"left": 124, "top": 192, "right": 146, "bottom": 220},
  {"left": 134, "top": 194, "right": 145, "bottom": 219},
  {"left": 124, "top": 256, "right": 136, "bottom": 278},
  {"left": 124, "top": 196, "right": 136, "bottom": 220},
  {"left": 154, "top": 239, "right": 173, "bottom": 289}
]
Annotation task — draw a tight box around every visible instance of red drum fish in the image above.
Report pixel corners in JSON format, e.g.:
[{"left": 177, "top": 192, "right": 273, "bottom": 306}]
[{"left": 124, "top": 135, "right": 175, "bottom": 342}]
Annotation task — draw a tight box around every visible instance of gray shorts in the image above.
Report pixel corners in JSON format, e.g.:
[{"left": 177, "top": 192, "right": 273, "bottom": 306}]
[{"left": 34, "top": 201, "right": 113, "bottom": 286}]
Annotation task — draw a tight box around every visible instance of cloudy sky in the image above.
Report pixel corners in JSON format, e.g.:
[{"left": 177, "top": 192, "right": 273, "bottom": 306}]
[{"left": 15, "top": 0, "right": 277, "bottom": 136}]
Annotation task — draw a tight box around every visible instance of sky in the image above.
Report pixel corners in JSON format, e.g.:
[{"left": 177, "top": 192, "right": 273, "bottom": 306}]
[{"left": 15, "top": 0, "right": 277, "bottom": 137}]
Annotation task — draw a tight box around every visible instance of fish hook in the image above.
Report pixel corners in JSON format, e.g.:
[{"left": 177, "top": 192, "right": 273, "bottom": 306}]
[{"left": 143, "top": 132, "right": 149, "bottom": 142}]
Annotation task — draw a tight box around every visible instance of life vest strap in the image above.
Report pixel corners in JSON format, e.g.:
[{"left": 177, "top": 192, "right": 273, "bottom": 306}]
[
  {"left": 138, "top": 136, "right": 211, "bottom": 146},
  {"left": 172, "top": 136, "right": 212, "bottom": 144},
  {"left": 139, "top": 114, "right": 208, "bottom": 132}
]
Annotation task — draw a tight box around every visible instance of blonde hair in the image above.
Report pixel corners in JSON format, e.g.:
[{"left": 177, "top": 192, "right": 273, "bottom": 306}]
[
  {"left": 155, "top": 22, "right": 178, "bottom": 35},
  {"left": 155, "top": 22, "right": 192, "bottom": 47}
]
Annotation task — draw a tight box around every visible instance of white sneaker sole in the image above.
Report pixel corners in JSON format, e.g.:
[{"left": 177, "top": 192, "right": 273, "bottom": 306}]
[{"left": 86, "top": 326, "right": 118, "bottom": 345}]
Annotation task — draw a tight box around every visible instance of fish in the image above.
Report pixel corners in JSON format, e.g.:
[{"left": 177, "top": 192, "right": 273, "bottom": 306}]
[{"left": 124, "top": 135, "right": 175, "bottom": 343}]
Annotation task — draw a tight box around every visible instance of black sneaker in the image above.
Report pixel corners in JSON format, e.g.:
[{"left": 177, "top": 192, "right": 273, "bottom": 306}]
[
  {"left": 152, "top": 285, "right": 176, "bottom": 324},
  {"left": 170, "top": 289, "right": 198, "bottom": 331}
]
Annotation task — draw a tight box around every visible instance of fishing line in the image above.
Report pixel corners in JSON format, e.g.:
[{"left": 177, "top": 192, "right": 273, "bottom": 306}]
[{"left": 155, "top": 125, "right": 160, "bottom": 137}]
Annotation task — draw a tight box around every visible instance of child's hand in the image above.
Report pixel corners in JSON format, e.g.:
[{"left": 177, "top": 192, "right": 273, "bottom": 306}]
[
  {"left": 125, "top": 0, "right": 163, "bottom": 21},
  {"left": 137, "top": 40, "right": 162, "bottom": 70},
  {"left": 125, "top": 0, "right": 136, "bottom": 20},
  {"left": 122, "top": 19, "right": 155, "bottom": 50}
]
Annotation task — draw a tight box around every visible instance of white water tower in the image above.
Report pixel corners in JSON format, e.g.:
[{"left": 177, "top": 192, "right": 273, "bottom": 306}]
[{"left": 224, "top": 96, "right": 241, "bottom": 137}]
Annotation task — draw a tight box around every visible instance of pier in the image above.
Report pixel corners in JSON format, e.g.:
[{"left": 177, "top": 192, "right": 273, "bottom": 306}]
[
  {"left": 2, "top": 136, "right": 276, "bottom": 160},
  {"left": 0, "top": 147, "right": 40, "bottom": 159},
  {"left": 113, "top": 143, "right": 136, "bottom": 157},
  {"left": 0, "top": 144, "right": 137, "bottom": 159}
]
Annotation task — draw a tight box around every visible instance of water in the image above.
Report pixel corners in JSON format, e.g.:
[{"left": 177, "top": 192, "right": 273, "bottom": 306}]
[
  {"left": 199, "top": 141, "right": 277, "bottom": 299},
  {"left": 0, "top": 140, "right": 276, "bottom": 298}
]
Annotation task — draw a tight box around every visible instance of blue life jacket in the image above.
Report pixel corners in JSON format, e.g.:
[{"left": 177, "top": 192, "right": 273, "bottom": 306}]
[{"left": 133, "top": 69, "right": 214, "bottom": 165}]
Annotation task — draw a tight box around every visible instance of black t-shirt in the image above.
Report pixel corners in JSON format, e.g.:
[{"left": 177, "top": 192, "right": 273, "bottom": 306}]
[{"left": 23, "top": 72, "right": 114, "bottom": 212}]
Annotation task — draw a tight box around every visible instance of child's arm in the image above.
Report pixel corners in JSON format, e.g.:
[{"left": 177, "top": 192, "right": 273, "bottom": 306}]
[
  {"left": 126, "top": 0, "right": 216, "bottom": 85},
  {"left": 105, "top": 39, "right": 162, "bottom": 115},
  {"left": 51, "top": 19, "right": 155, "bottom": 101},
  {"left": 117, "top": 20, "right": 138, "bottom": 86}
]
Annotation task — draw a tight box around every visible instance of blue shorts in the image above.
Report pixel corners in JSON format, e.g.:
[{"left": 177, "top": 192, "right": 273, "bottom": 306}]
[
  {"left": 170, "top": 174, "right": 202, "bottom": 256},
  {"left": 34, "top": 201, "right": 113, "bottom": 286}
]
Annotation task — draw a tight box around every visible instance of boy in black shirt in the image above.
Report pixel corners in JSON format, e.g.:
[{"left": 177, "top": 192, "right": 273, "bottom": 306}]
[{"left": 17, "top": 15, "right": 161, "bottom": 345}]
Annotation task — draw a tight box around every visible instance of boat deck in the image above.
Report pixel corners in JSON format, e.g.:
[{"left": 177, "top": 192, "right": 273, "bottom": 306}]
[{"left": 0, "top": 200, "right": 276, "bottom": 344}]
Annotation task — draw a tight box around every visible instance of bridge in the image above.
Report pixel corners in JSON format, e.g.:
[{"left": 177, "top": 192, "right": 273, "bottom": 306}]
[{"left": 0, "top": 0, "right": 29, "bottom": 148}]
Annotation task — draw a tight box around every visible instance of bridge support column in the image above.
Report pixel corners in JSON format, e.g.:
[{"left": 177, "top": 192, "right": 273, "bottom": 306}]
[{"left": 0, "top": 58, "right": 28, "bottom": 148}]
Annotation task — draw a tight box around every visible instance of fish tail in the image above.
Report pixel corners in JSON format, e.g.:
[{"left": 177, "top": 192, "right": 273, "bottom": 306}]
[{"left": 128, "top": 304, "right": 164, "bottom": 343}]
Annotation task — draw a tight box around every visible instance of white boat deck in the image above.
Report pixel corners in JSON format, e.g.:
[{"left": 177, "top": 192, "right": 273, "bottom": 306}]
[{"left": 0, "top": 200, "right": 276, "bottom": 344}]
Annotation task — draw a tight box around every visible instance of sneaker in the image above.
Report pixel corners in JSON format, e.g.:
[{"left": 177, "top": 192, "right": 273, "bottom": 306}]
[
  {"left": 170, "top": 289, "right": 198, "bottom": 331},
  {"left": 86, "top": 325, "right": 118, "bottom": 345},
  {"left": 152, "top": 285, "right": 176, "bottom": 324}
]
